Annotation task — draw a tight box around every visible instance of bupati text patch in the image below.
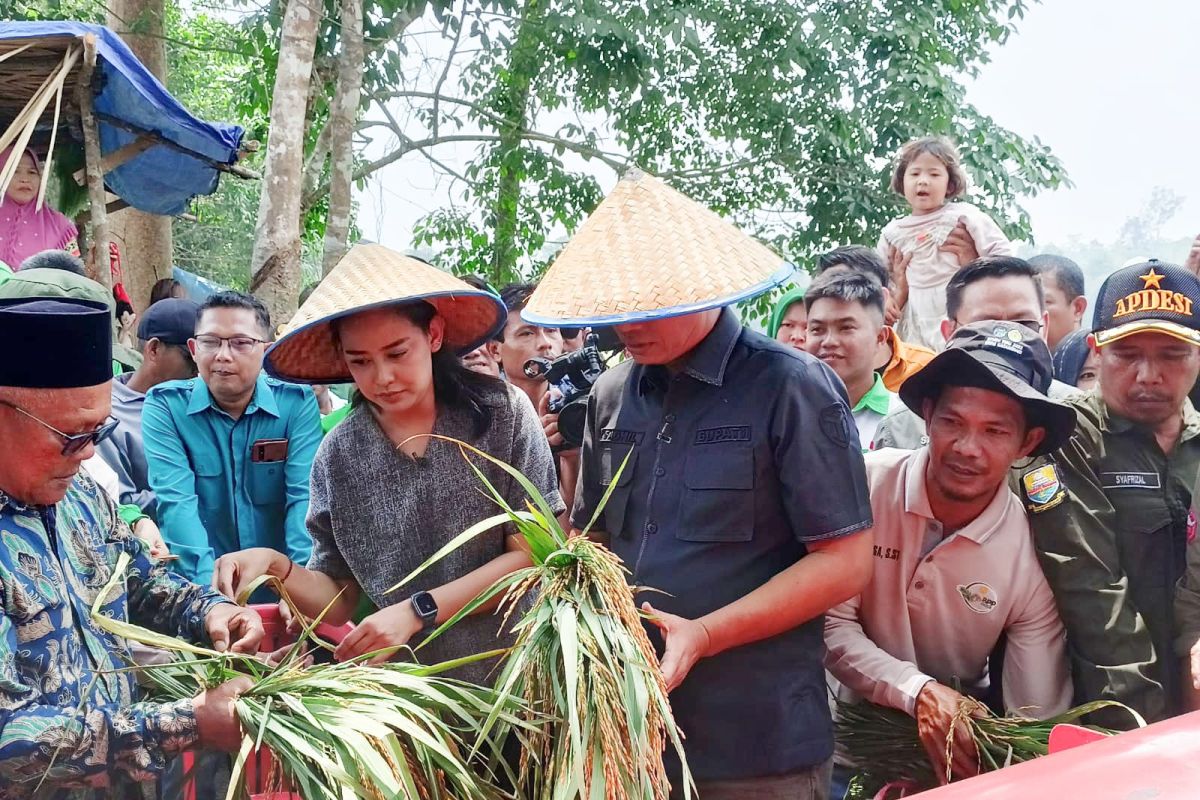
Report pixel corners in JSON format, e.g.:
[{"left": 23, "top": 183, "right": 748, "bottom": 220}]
[{"left": 694, "top": 426, "right": 751, "bottom": 445}]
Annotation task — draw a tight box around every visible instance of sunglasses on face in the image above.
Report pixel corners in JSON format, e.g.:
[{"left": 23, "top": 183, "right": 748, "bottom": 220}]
[{"left": 0, "top": 400, "right": 119, "bottom": 456}]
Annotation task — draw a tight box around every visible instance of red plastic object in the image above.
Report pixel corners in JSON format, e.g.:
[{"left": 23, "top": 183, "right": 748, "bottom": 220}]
[
  {"left": 1047, "top": 723, "right": 1107, "bottom": 754},
  {"left": 906, "top": 710, "right": 1200, "bottom": 799},
  {"left": 874, "top": 780, "right": 919, "bottom": 799},
  {"left": 180, "top": 604, "right": 353, "bottom": 800}
]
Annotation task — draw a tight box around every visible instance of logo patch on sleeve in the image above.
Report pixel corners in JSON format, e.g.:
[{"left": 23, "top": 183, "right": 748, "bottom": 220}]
[
  {"left": 1189, "top": 509, "right": 1197, "bottom": 544},
  {"left": 957, "top": 582, "right": 999, "bottom": 614},
  {"left": 819, "top": 404, "right": 853, "bottom": 449},
  {"left": 1022, "top": 464, "right": 1066, "bottom": 512}
]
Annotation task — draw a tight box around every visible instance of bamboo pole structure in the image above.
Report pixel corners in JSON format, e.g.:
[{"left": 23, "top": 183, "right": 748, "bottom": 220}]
[{"left": 74, "top": 33, "right": 111, "bottom": 290}]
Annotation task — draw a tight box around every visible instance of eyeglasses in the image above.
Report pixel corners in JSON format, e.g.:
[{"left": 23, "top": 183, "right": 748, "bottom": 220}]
[
  {"left": 0, "top": 400, "right": 119, "bottom": 456},
  {"left": 192, "top": 335, "right": 268, "bottom": 356}
]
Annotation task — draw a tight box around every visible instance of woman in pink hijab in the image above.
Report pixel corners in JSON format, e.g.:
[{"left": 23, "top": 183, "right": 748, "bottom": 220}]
[{"left": 0, "top": 147, "right": 81, "bottom": 269}]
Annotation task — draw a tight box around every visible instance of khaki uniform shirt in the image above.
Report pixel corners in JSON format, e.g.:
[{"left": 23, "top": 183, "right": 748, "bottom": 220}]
[
  {"left": 1014, "top": 391, "right": 1200, "bottom": 721},
  {"left": 826, "top": 448, "right": 1072, "bottom": 717}
]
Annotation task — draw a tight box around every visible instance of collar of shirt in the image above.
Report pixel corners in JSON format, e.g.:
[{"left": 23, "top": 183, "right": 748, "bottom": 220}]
[
  {"left": 0, "top": 485, "right": 28, "bottom": 512},
  {"left": 1097, "top": 395, "right": 1200, "bottom": 443},
  {"left": 636, "top": 307, "right": 742, "bottom": 396},
  {"left": 901, "top": 447, "right": 1009, "bottom": 546},
  {"left": 854, "top": 373, "right": 894, "bottom": 415},
  {"left": 881, "top": 327, "right": 935, "bottom": 385},
  {"left": 186, "top": 372, "right": 281, "bottom": 419},
  {"left": 112, "top": 371, "right": 145, "bottom": 406}
]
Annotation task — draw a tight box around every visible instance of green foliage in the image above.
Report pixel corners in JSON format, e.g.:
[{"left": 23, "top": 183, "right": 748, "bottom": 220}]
[
  {"left": 12, "top": 0, "right": 1067, "bottom": 307},
  {"left": 403, "top": 0, "right": 1068, "bottom": 302}
]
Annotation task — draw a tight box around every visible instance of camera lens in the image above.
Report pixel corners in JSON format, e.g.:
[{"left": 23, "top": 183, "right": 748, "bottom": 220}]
[{"left": 558, "top": 399, "right": 590, "bottom": 449}]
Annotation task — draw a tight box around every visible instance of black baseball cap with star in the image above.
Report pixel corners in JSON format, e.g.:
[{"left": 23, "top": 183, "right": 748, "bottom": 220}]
[{"left": 1092, "top": 259, "right": 1200, "bottom": 347}]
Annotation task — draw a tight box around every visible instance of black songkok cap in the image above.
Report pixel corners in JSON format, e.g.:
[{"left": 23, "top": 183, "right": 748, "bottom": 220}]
[{"left": 0, "top": 298, "right": 112, "bottom": 388}]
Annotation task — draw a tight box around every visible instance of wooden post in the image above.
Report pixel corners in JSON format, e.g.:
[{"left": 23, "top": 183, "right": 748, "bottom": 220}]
[{"left": 75, "top": 34, "right": 112, "bottom": 291}]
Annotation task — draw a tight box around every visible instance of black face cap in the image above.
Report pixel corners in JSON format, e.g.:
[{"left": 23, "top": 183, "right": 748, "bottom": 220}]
[
  {"left": 0, "top": 298, "right": 112, "bottom": 388},
  {"left": 899, "top": 320, "right": 1076, "bottom": 456},
  {"left": 137, "top": 298, "right": 200, "bottom": 345},
  {"left": 1092, "top": 260, "right": 1200, "bottom": 347}
]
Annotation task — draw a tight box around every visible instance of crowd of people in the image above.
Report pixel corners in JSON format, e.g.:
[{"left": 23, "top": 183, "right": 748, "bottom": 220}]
[{"left": 4, "top": 134, "right": 1200, "bottom": 800}]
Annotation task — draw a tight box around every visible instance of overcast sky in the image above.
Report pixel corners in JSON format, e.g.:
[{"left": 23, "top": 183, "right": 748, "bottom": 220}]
[{"left": 356, "top": 1, "right": 1200, "bottom": 254}]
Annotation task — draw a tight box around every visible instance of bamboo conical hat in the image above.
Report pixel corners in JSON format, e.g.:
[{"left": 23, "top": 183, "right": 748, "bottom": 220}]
[
  {"left": 264, "top": 244, "right": 505, "bottom": 384},
  {"left": 522, "top": 170, "right": 793, "bottom": 325}
]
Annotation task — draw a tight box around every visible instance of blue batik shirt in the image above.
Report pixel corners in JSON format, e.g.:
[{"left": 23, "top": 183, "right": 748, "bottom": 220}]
[{"left": 0, "top": 473, "right": 231, "bottom": 799}]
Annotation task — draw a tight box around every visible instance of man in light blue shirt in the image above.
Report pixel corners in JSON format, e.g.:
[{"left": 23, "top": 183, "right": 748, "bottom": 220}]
[{"left": 143, "top": 291, "right": 320, "bottom": 587}]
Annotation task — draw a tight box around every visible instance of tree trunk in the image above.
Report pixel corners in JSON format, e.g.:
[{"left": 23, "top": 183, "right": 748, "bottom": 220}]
[
  {"left": 250, "top": 0, "right": 321, "bottom": 331},
  {"left": 488, "top": 0, "right": 541, "bottom": 287},
  {"left": 321, "top": 0, "right": 365, "bottom": 276},
  {"left": 106, "top": 0, "right": 173, "bottom": 311}
]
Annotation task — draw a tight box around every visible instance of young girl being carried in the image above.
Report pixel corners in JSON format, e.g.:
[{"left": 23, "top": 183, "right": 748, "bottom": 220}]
[{"left": 878, "top": 136, "right": 1013, "bottom": 350}]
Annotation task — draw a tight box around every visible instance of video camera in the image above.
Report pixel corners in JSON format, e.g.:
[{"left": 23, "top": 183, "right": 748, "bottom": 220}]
[{"left": 523, "top": 332, "right": 609, "bottom": 448}]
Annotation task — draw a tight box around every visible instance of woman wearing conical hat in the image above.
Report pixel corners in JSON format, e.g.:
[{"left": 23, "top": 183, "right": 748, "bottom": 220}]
[{"left": 212, "top": 245, "right": 563, "bottom": 681}]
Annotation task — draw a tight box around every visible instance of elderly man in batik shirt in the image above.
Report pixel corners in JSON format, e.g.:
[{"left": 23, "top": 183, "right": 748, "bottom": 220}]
[{"left": 0, "top": 297, "right": 262, "bottom": 800}]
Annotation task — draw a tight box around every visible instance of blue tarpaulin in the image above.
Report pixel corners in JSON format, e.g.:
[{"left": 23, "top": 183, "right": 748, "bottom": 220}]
[{"left": 0, "top": 21, "right": 244, "bottom": 216}]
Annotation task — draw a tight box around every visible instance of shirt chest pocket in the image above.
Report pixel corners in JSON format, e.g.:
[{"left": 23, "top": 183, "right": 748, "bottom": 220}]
[
  {"left": 1110, "top": 487, "right": 1174, "bottom": 589},
  {"left": 676, "top": 446, "right": 755, "bottom": 543},
  {"left": 247, "top": 460, "right": 287, "bottom": 506},
  {"left": 598, "top": 444, "right": 637, "bottom": 536}
]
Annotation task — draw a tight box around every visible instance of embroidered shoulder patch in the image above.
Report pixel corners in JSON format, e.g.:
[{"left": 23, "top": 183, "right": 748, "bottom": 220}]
[
  {"left": 1022, "top": 464, "right": 1066, "bottom": 513},
  {"left": 819, "top": 404, "right": 852, "bottom": 449}
]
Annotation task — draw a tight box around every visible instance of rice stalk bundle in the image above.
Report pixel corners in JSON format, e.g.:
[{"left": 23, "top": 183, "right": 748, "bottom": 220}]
[
  {"left": 392, "top": 437, "right": 694, "bottom": 800},
  {"left": 90, "top": 553, "right": 524, "bottom": 800},
  {"left": 836, "top": 698, "right": 1142, "bottom": 791}
]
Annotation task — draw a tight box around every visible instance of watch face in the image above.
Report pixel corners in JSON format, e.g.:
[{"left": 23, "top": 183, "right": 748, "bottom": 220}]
[{"left": 413, "top": 593, "right": 438, "bottom": 618}]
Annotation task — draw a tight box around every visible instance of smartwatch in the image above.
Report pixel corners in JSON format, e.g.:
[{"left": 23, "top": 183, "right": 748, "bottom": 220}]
[{"left": 410, "top": 591, "right": 439, "bottom": 631}]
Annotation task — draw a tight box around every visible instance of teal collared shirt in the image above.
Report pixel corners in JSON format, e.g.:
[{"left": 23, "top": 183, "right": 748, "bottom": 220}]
[{"left": 142, "top": 373, "right": 321, "bottom": 586}]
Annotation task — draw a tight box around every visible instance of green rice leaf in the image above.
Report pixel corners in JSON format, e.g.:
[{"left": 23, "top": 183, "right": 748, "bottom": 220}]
[
  {"left": 579, "top": 449, "right": 632, "bottom": 537},
  {"left": 387, "top": 511, "right": 533, "bottom": 594}
]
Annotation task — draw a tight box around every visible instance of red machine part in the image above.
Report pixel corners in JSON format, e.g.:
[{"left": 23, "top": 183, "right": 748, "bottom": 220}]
[{"left": 909, "top": 712, "right": 1200, "bottom": 799}]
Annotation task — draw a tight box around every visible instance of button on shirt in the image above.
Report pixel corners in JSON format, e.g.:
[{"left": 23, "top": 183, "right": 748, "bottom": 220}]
[
  {"left": 95, "top": 372, "right": 156, "bottom": 517},
  {"left": 825, "top": 448, "right": 1072, "bottom": 718},
  {"left": 572, "top": 308, "right": 873, "bottom": 782},
  {"left": 142, "top": 374, "right": 321, "bottom": 586}
]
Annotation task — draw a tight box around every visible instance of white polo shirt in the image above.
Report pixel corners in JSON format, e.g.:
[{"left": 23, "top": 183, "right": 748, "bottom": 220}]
[{"left": 825, "top": 447, "right": 1072, "bottom": 717}]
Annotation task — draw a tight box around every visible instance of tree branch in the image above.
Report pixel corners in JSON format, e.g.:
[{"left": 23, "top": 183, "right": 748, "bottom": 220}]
[{"left": 431, "top": 7, "right": 466, "bottom": 144}]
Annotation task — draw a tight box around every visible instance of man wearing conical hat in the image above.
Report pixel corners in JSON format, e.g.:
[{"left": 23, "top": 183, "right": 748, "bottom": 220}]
[
  {"left": 525, "top": 171, "right": 875, "bottom": 798},
  {"left": 0, "top": 297, "right": 264, "bottom": 798}
]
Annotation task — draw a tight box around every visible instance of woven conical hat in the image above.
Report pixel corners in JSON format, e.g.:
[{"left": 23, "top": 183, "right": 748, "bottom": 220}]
[
  {"left": 523, "top": 170, "right": 793, "bottom": 325},
  {"left": 265, "top": 244, "right": 505, "bottom": 384}
]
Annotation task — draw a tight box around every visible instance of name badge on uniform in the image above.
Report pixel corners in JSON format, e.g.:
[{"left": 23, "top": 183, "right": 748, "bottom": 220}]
[
  {"left": 1099, "top": 472, "right": 1161, "bottom": 490},
  {"left": 1022, "top": 464, "right": 1066, "bottom": 513}
]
